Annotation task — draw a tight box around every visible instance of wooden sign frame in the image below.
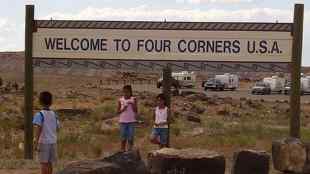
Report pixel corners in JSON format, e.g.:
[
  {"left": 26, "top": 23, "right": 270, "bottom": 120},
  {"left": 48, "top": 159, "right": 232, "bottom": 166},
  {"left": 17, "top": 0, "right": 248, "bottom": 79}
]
[{"left": 24, "top": 4, "right": 304, "bottom": 159}]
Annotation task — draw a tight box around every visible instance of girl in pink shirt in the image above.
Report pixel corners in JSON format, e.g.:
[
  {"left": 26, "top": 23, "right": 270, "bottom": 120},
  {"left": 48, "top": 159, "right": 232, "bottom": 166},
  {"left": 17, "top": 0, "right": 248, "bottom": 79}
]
[{"left": 117, "top": 85, "right": 138, "bottom": 151}]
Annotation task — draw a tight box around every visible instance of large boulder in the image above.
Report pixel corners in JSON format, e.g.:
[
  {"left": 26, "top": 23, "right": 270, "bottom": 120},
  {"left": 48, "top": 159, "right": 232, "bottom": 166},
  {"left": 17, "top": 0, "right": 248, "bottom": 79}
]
[
  {"left": 231, "top": 150, "right": 270, "bottom": 174},
  {"left": 58, "top": 150, "right": 147, "bottom": 174},
  {"left": 148, "top": 148, "right": 225, "bottom": 174},
  {"left": 103, "top": 150, "right": 147, "bottom": 174},
  {"left": 272, "top": 138, "right": 307, "bottom": 173}
]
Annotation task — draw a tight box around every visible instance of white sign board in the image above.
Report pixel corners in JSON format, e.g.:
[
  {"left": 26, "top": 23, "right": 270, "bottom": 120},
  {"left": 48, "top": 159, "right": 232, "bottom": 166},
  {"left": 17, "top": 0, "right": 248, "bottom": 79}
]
[{"left": 33, "top": 28, "right": 292, "bottom": 62}]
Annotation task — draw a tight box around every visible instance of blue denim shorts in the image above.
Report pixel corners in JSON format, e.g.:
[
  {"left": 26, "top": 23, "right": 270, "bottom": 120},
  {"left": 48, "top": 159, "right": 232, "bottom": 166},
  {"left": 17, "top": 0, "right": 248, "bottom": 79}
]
[
  {"left": 151, "top": 128, "right": 168, "bottom": 145},
  {"left": 120, "top": 123, "right": 135, "bottom": 142}
]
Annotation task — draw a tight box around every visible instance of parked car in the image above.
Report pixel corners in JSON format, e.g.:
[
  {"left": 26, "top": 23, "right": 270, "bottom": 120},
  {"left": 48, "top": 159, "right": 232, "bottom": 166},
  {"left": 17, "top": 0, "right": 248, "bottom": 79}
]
[
  {"left": 284, "top": 81, "right": 304, "bottom": 95},
  {"left": 251, "top": 82, "right": 271, "bottom": 95},
  {"left": 204, "top": 78, "right": 225, "bottom": 91},
  {"left": 283, "top": 81, "right": 291, "bottom": 95}
]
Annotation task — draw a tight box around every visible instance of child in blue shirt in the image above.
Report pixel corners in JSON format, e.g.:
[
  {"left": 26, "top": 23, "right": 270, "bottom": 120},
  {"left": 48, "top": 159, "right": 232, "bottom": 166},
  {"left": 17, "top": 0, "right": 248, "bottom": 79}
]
[{"left": 33, "top": 91, "right": 59, "bottom": 174}]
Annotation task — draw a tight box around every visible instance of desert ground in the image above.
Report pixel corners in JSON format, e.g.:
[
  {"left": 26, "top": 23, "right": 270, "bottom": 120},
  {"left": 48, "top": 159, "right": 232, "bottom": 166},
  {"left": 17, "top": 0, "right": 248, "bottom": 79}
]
[{"left": 1, "top": 69, "right": 310, "bottom": 174}]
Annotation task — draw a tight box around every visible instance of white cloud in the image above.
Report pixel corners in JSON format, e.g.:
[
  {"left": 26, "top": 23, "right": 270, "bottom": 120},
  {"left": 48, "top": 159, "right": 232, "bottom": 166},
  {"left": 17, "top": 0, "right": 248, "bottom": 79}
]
[
  {"left": 180, "top": 0, "right": 254, "bottom": 4},
  {"left": 44, "top": 6, "right": 295, "bottom": 23},
  {"left": 0, "top": 18, "right": 7, "bottom": 28},
  {"left": 0, "top": 17, "right": 23, "bottom": 51}
]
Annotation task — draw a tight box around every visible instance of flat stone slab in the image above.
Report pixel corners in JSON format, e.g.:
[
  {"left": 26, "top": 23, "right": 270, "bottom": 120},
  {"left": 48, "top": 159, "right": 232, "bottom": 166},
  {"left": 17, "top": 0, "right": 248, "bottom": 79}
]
[
  {"left": 58, "top": 150, "right": 147, "bottom": 174},
  {"left": 148, "top": 148, "right": 225, "bottom": 174},
  {"left": 57, "top": 160, "right": 121, "bottom": 174}
]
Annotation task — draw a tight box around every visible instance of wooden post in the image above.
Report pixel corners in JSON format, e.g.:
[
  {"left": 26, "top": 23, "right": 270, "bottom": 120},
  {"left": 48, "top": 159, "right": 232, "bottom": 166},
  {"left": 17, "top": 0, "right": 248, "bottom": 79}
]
[
  {"left": 290, "top": 4, "right": 304, "bottom": 138},
  {"left": 162, "top": 66, "right": 172, "bottom": 147},
  {"left": 24, "top": 5, "right": 34, "bottom": 159}
]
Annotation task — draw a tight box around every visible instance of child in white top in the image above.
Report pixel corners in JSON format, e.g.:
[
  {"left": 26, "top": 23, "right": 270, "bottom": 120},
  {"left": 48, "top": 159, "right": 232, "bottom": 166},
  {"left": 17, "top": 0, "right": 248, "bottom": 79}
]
[{"left": 150, "top": 93, "right": 169, "bottom": 148}]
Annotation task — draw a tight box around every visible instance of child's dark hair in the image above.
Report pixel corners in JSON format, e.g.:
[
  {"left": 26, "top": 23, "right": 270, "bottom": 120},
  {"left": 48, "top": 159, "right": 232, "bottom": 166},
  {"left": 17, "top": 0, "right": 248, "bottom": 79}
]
[
  {"left": 39, "top": 91, "right": 53, "bottom": 107},
  {"left": 157, "top": 93, "right": 167, "bottom": 106},
  {"left": 123, "top": 85, "right": 133, "bottom": 96}
]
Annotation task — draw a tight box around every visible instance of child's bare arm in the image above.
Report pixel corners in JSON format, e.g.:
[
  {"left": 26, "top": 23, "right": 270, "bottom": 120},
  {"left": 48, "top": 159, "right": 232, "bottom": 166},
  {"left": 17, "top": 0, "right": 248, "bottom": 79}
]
[
  {"left": 117, "top": 100, "right": 127, "bottom": 114},
  {"left": 133, "top": 98, "right": 138, "bottom": 113},
  {"left": 33, "top": 125, "right": 42, "bottom": 150}
]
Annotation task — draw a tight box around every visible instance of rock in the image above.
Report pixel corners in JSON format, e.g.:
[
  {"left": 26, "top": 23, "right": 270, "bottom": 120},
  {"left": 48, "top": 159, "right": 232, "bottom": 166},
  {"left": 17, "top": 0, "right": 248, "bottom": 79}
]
[
  {"left": 272, "top": 138, "right": 307, "bottom": 173},
  {"left": 56, "top": 108, "right": 92, "bottom": 118},
  {"left": 190, "top": 127, "right": 204, "bottom": 136},
  {"left": 223, "top": 97, "right": 233, "bottom": 105},
  {"left": 181, "top": 91, "right": 197, "bottom": 97},
  {"left": 103, "top": 150, "right": 147, "bottom": 174},
  {"left": 148, "top": 148, "right": 225, "bottom": 174},
  {"left": 57, "top": 160, "right": 121, "bottom": 174},
  {"left": 240, "top": 97, "right": 247, "bottom": 101},
  {"left": 184, "top": 93, "right": 208, "bottom": 102},
  {"left": 231, "top": 149, "right": 270, "bottom": 174},
  {"left": 217, "top": 107, "right": 229, "bottom": 116},
  {"left": 207, "top": 97, "right": 218, "bottom": 105},
  {"left": 231, "top": 112, "right": 241, "bottom": 118},
  {"left": 101, "top": 117, "right": 119, "bottom": 132},
  {"left": 247, "top": 100, "right": 263, "bottom": 109},
  {"left": 191, "top": 105, "right": 206, "bottom": 114},
  {"left": 58, "top": 150, "right": 147, "bottom": 174},
  {"left": 303, "top": 143, "right": 310, "bottom": 173},
  {"left": 186, "top": 113, "right": 201, "bottom": 123}
]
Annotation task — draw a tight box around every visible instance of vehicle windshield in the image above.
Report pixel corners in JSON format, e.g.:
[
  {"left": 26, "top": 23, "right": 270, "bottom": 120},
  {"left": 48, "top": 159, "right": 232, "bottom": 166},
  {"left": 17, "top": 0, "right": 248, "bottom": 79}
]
[
  {"left": 207, "top": 79, "right": 221, "bottom": 83},
  {"left": 255, "top": 82, "right": 267, "bottom": 87},
  {"left": 207, "top": 78, "right": 215, "bottom": 82}
]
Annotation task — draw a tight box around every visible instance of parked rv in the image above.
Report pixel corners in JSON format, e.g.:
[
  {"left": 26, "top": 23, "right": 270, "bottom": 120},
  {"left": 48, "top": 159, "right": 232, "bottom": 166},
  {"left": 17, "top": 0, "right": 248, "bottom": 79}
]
[
  {"left": 301, "top": 76, "right": 310, "bottom": 94},
  {"left": 172, "top": 71, "right": 196, "bottom": 88},
  {"left": 215, "top": 73, "right": 239, "bottom": 91},
  {"left": 157, "top": 71, "right": 196, "bottom": 89},
  {"left": 262, "top": 76, "right": 285, "bottom": 94}
]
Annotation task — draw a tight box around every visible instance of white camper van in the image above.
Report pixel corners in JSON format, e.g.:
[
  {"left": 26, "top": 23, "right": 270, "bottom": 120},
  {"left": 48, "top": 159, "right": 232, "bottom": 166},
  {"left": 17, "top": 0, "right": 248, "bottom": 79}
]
[
  {"left": 262, "top": 76, "right": 285, "bottom": 94},
  {"left": 301, "top": 76, "right": 310, "bottom": 94},
  {"left": 157, "top": 71, "right": 196, "bottom": 89},
  {"left": 172, "top": 71, "right": 196, "bottom": 88},
  {"left": 213, "top": 73, "right": 239, "bottom": 91}
]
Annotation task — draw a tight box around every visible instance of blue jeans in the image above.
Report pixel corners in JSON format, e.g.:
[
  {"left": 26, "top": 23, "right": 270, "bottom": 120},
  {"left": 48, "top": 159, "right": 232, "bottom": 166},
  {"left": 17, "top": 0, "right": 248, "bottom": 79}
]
[
  {"left": 120, "top": 123, "right": 135, "bottom": 142},
  {"left": 152, "top": 128, "right": 168, "bottom": 145}
]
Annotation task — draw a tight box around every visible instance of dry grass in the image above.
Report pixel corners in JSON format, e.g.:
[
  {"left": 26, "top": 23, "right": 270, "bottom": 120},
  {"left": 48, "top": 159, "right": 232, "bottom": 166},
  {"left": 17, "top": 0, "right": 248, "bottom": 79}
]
[{"left": 2, "top": 74, "right": 310, "bottom": 174}]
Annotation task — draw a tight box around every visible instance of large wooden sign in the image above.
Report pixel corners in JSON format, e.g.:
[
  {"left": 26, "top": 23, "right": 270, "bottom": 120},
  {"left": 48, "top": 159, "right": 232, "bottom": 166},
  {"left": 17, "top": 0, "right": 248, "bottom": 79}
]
[
  {"left": 31, "top": 20, "right": 293, "bottom": 72},
  {"left": 33, "top": 27, "right": 292, "bottom": 63}
]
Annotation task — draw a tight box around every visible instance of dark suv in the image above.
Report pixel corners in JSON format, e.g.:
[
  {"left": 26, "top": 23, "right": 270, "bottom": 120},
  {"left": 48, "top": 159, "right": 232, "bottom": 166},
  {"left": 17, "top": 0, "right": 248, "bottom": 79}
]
[
  {"left": 251, "top": 82, "right": 271, "bottom": 95},
  {"left": 203, "top": 78, "right": 225, "bottom": 91}
]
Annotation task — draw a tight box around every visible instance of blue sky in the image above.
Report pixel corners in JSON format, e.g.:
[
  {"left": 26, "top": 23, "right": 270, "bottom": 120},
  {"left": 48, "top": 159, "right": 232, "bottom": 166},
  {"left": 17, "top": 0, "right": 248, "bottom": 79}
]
[{"left": 0, "top": 0, "right": 309, "bottom": 65}]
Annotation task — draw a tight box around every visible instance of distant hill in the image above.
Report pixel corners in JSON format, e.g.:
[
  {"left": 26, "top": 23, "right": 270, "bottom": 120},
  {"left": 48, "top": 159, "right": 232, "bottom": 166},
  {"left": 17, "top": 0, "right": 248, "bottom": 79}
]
[
  {"left": 0, "top": 52, "right": 24, "bottom": 73},
  {"left": 1, "top": 51, "right": 309, "bottom": 81}
]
